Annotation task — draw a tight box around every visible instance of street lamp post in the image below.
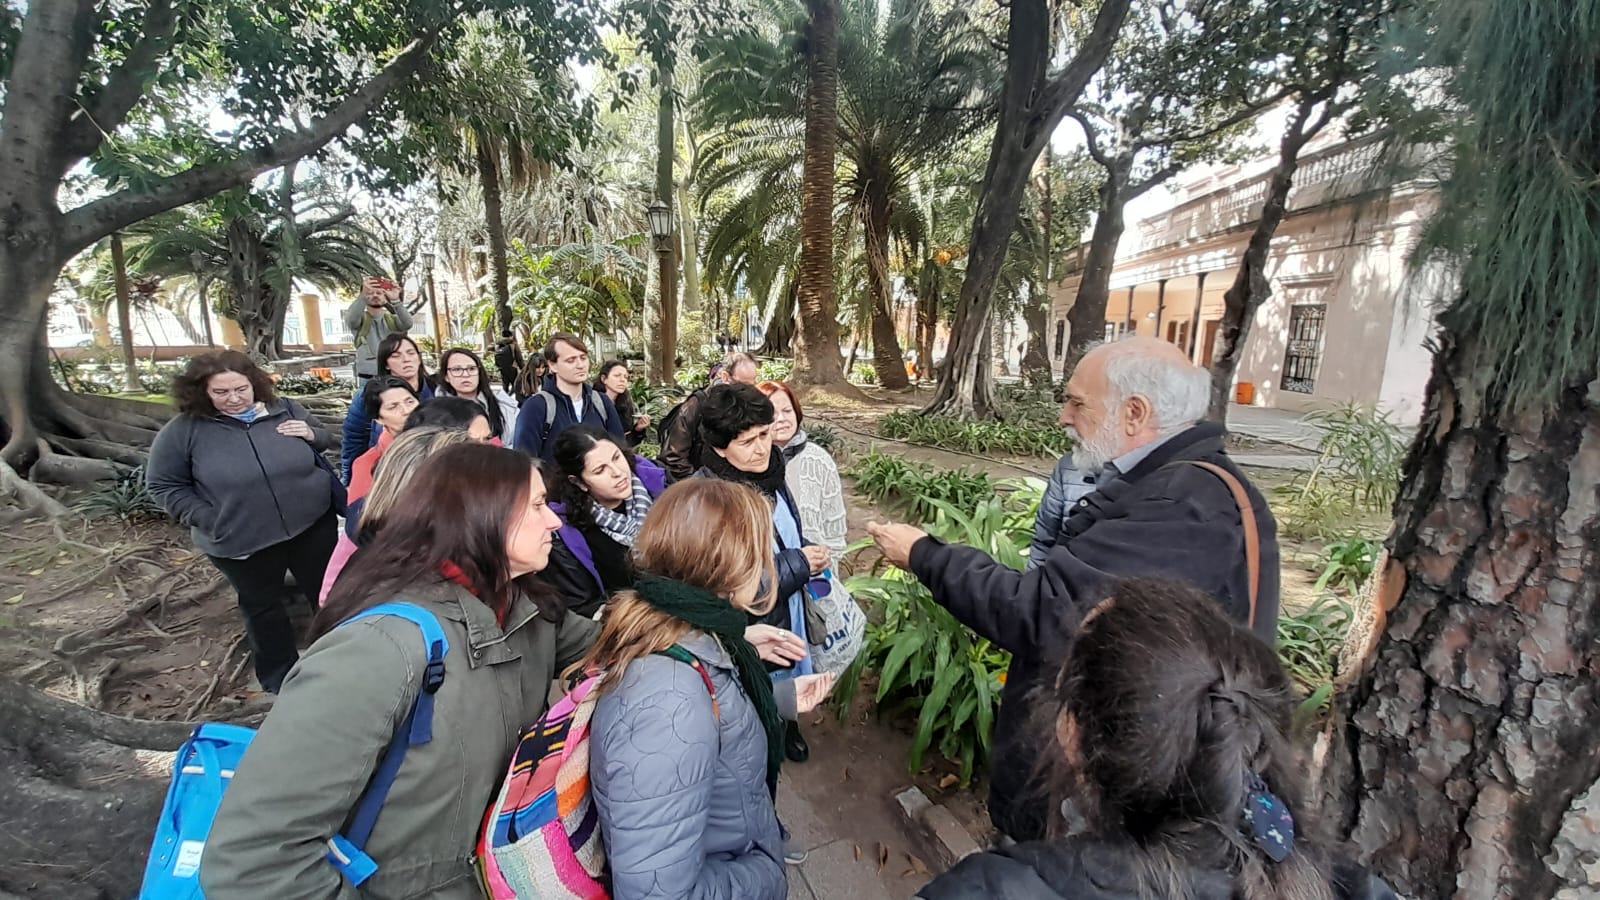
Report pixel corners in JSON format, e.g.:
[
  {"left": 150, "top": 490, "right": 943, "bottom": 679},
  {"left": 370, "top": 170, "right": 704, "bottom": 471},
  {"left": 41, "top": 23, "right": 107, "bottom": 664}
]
[
  {"left": 422, "top": 250, "right": 441, "bottom": 345},
  {"left": 646, "top": 199, "right": 677, "bottom": 383}
]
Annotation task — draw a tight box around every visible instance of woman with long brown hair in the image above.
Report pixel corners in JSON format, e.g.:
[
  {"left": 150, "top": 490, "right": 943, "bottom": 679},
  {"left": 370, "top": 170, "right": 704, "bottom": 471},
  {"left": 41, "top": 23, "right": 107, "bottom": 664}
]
[
  {"left": 581, "top": 480, "right": 835, "bottom": 899},
  {"left": 916, "top": 578, "right": 1397, "bottom": 900},
  {"left": 146, "top": 350, "right": 339, "bottom": 693},
  {"left": 201, "top": 443, "right": 599, "bottom": 900}
]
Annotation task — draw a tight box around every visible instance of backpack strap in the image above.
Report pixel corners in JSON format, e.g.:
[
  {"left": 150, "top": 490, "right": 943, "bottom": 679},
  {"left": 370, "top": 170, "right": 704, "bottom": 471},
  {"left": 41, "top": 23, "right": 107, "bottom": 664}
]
[
  {"left": 324, "top": 602, "right": 449, "bottom": 886},
  {"left": 589, "top": 390, "right": 607, "bottom": 422},
  {"left": 656, "top": 645, "right": 719, "bottom": 721},
  {"left": 1184, "top": 461, "right": 1261, "bottom": 629}
]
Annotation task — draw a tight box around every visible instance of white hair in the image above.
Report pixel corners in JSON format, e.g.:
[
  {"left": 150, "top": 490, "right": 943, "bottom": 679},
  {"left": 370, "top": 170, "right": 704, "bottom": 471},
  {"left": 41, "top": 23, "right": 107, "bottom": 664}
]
[{"left": 1095, "top": 341, "right": 1211, "bottom": 433}]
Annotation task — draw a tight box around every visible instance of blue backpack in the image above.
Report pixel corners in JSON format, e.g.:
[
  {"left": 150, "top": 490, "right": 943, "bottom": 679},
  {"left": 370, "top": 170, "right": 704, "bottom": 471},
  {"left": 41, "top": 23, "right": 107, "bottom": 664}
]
[{"left": 137, "top": 603, "right": 450, "bottom": 898}]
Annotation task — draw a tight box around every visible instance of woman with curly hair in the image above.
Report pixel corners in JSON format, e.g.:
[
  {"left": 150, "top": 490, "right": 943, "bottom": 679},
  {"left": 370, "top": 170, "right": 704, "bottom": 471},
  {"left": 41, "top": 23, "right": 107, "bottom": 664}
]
[{"left": 146, "top": 350, "right": 340, "bottom": 692}]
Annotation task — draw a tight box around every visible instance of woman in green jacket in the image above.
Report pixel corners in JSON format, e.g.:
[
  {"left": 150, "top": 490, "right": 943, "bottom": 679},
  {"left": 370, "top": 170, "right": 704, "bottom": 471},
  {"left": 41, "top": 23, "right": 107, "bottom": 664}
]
[{"left": 200, "top": 443, "right": 599, "bottom": 899}]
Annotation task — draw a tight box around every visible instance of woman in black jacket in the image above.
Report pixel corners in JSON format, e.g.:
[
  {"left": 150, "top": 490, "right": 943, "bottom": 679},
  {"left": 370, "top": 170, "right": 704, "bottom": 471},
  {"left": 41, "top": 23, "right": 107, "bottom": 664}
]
[
  {"left": 917, "top": 578, "right": 1398, "bottom": 900},
  {"left": 692, "top": 383, "right": 830, "bottom": 767}
]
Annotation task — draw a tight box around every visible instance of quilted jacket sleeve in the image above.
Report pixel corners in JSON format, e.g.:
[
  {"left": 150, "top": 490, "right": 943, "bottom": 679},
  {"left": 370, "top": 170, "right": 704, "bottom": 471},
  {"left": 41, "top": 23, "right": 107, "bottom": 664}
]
[{"left": 591, "top": 657, "right": 786, "bottom": 900}]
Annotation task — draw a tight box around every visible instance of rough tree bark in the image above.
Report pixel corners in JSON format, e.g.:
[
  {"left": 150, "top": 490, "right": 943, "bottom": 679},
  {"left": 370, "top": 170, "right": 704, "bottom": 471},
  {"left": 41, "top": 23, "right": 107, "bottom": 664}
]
[
  {"left": 0, "top": 678, "right": 197, "bottom": 899},
  {"left": 1206, "top": 93, "right": 1333, "bottom": 421},
  {"left": 758, "top": 282, "right": 798, "bottom": 356},
  {"left": 476, "top": 141, "right": 515, "bottom": 339},
  {"left": 1327, "top": 332, "right": 1600, "bottom": 899},
  {"left": 863, "top": 183, "right": 911, "bottom": 390},
  {"left": 791, "top": 0, "right": 849, "bottom": 389},
  {"left": 109, "top": 234, "right": 142, "bottom": 392},
  {"left": 1022, "top": 278, "right": 1053, "bottom": 385},
  {"left": 655, "top": 63, "right": 679, "bottom": 385},
  {"left": 923, "top": 0, "right": 1131, "bottom": 419},
  {"left": 0, "top": 0, "right": 449, "bottom": 477},
  {"left": 1062, "top": 155, "right": 1134, "bottom": 372}
]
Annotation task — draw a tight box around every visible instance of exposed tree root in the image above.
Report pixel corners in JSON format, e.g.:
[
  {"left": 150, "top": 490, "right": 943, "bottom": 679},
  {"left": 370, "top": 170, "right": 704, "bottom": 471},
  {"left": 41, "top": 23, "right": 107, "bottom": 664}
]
[
  {"left": 0, "top": 460, "right": 68, "bottom": 519},
  {"left": 185, "top": 633, "right": 247, "bottom": 720}
]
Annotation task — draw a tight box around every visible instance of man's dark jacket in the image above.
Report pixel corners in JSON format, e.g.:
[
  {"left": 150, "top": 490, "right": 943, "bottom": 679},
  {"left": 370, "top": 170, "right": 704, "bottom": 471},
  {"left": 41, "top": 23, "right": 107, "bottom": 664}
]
[{"left": 907, "top": 422, "right": 1280, "bottom": 841}]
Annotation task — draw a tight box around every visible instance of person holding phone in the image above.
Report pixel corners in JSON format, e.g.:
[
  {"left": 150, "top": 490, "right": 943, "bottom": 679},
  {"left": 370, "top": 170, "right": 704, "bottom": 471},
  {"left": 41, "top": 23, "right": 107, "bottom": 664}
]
[{"left": 344, "top": 275, "right": 413, "bottom": 383}]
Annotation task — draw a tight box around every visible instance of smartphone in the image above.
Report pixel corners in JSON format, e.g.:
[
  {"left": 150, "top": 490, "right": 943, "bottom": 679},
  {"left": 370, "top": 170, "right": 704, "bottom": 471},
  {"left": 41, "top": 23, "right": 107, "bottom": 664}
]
[{"left": 373, "top": 278, "right": 398, "bottom": 292}]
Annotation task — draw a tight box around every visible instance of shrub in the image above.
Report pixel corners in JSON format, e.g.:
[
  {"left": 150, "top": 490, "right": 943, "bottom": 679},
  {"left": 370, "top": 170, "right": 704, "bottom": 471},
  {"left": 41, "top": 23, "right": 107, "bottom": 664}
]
[
  {"left": 274, "top": 373, "right": 351, "bottom": 396},
  {"left": 851, "top": 452, "right": 995, "bottom": 521},
  {"left": 1315, "top": 535, "right": 1382, "bottom": 596},
  {"left": 806, "top": 421, "right": 841, "bottom": 455},
  {"left": 879, "top": 411, "right": 1069, "bottom": 458},
  {"left": 758, "top": 358, "right": 794, "bottom": 382},
  {"left": 851, "top": 362, "right": 879, "bottom": 385},
  {"left": 1275, "top": 595, "right": 1353, "bottom": 725},
  {"left": 76, "top": 466, "right": 166, "bottom": 522}
]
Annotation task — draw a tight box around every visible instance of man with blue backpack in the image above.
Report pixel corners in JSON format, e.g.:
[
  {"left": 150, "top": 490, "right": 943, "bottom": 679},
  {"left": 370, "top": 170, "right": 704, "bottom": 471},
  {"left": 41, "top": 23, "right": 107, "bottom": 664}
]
[{"left": 512, "top": 333, "right": 626, "bottom": 461}]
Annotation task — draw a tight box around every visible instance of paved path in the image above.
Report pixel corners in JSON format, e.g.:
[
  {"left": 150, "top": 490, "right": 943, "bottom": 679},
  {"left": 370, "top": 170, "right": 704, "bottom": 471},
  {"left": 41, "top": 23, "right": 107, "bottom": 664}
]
[{"left": 778, "top": 776, "right": 917, "bottom": 900}]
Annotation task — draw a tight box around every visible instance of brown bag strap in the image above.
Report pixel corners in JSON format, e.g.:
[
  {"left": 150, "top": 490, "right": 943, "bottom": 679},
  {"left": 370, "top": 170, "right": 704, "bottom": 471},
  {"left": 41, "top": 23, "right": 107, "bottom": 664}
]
[{"left": 1185, "top": 461, "right": 1261, "bottom": 629}]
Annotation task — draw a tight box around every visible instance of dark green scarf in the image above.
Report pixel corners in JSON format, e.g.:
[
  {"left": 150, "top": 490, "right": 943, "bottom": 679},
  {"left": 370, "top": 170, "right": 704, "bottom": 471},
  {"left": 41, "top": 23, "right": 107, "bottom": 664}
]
[{"left": 634, "top": 573, "right": 784, "bottom": 794}]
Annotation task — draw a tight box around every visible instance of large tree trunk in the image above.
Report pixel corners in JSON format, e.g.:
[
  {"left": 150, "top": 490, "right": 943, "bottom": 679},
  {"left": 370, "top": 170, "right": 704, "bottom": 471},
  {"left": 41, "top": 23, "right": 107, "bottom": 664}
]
[
  {"left": 1207, "top": 96, "right": 1328, "bottom": 421},
  {"left": 791, "top": 0, "right": 848, "bottom": 388},
  {"left": 1022, "top": 278, "right": 1052, "bottom": 385},
  {"left": 758, "top": 281, "right": 798, "bottom": 356},
  {"left": 913, "top": 263, "right": 941, "bottom": 382},
  {"left": 863, "top": 185, "right": 911, "bottom": 390},
  {"left": 476, "top": 141, "right": 514, "bottom": 337},
  {"left": 1063, "top": 160, "right": 1132, "bottom": 373},
  {"left": 924, "top": 0, "right": 1131, "bottom": 418},
  {"left": 225, "top": 219, "right": 280, "bottom": 362},
  {"left": 1327, "top": 331, "right": 1600, "bottom": 899},
  {"left": 109, "top": 234, "right": 141, "bottom": 392}
]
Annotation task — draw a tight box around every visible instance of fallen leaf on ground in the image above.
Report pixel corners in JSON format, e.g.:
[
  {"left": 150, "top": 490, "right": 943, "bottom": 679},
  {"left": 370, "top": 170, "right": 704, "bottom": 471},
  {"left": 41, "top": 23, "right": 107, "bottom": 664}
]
[
  {"left": 3, "top": 593, "right": 21, "bottom": 605},
  {"left": 906, "top": 853, "right": 929, "bottom": 875},
  {"left": 877, "top": 843, "right": 889, "bottom": 872},
  {"left": 853, "top": 844, "right": 862, "bottom": 861},
  {"left": 938, "top": 774, "right": 958, "bottom": 789}
]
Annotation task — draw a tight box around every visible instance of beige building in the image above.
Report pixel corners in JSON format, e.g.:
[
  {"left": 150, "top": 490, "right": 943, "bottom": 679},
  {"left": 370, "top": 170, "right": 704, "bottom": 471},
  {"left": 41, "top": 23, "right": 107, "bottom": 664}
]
[{"left": 1047, "top": 131, "right": 1439, "bottom": 425}]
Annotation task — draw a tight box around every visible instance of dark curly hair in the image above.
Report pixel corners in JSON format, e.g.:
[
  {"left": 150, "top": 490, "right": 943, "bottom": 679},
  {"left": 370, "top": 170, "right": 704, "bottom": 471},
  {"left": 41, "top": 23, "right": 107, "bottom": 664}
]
[
  {"left": 172, "top": 351, "right": 277, "bottom": 416},
  {"left": 697, "top": 382, "right": 774, "bottom": 450},
  {"left": 551, "top": 425, "right": 640, "bottom": 529}
]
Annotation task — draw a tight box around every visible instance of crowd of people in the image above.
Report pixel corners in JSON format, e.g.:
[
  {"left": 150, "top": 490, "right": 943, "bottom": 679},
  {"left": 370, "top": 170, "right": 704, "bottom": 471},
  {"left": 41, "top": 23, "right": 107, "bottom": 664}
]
[{"left": 141, "top": 285, "right": 1396, "bottom": 899}]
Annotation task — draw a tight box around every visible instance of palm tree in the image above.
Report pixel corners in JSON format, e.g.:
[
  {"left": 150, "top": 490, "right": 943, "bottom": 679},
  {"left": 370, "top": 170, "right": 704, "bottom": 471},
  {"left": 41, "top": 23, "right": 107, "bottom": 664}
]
[
  {"left": 429, "top": 15, "right": 586, "bottom": 336},
  {"left": 696, "top": 0, "right": 996, "bottom": 389},
  {"left": 131, "top": 188, "right": 382, "bottom": 359},
  {"left": 466, "top": 238, "right": 647, "bottom": 347}
]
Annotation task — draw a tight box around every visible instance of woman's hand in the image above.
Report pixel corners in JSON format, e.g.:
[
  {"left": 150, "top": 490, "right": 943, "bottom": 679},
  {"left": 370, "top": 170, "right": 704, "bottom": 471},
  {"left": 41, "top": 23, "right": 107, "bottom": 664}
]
[
  {"left": 745, "top": 624, "right": 807, "bottom": 666},
  {"left": 634, "top": 413, "right": 652, "bottom": 429},
  {"left": 276, "top": 419, "right": 315, "bottom": 442},
  {"left": 802, "top": 545, "right": 832, "bottom": 575},
  {"left": 794, "top": 673, "right": 836, "bottom": 715}
]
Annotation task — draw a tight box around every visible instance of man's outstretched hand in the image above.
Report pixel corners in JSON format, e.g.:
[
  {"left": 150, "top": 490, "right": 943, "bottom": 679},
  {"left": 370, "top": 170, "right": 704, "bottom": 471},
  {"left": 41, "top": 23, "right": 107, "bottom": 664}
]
[{"left": 867, "top": 521, "right": 928, "bottom": 570}]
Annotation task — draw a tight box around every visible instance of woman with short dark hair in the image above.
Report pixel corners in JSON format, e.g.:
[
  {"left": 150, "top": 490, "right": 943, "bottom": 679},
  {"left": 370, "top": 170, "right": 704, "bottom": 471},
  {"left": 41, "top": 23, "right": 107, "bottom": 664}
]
[
  {"left": 201, "top": 443, "right": 599, "bottom": 899},
  {"left": 340, "top": 334, "right": 435, "bottom": 481},
  {"left": 147, "top": 351, "right": 340, "bottom": 693},
  {"left": 916, "top": 579, "right": 1399, "bottom": 900},
  {"left": 694, "top": 383, "right": 831, "bottom": 769}
]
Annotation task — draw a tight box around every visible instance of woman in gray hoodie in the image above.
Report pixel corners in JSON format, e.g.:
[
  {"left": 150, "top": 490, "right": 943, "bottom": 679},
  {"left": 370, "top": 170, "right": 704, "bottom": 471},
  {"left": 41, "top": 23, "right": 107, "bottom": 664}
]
[{"left": 146, "top": 351, "right": 339, "bottom": 692}]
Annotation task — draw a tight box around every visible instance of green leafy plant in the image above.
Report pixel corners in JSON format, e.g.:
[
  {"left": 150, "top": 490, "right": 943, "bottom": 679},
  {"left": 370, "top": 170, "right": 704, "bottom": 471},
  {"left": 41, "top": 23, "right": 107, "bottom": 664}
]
[
  {"left": 758, "top": 358, "right": 794, "bottom": 382},
  {"left": 1275, "top": 595, "right": 1352, "bottom": 724},
  {"left": 880, "top": 411, "right": 1069, "bottom": 458},
  {"left": 76, "top": 466, "right": 167, "bottom": 522},
  {"left": 806, "top": 421, "right": 842, "bottom": 455},
  {"left": 1315, "top": 535, "right": 1382, "bottom": 595},
  {"left": 851, "top": 362, "right": 880, "bottom": 385},
  {"left": 850, "top": 452, "right": 993, "bottom": 520}
]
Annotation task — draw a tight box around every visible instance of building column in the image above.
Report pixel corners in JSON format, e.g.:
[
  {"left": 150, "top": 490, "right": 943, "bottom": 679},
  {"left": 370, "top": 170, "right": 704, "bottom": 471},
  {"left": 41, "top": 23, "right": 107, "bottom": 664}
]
[
  {"left": 1187, "top": 271, "right": 1208, "bottom": 362},
  {"left": 218, "top": 317, "right": 245, "bottom": 350},
  {"left": 300, "top": 294, "right": 326, "bottom": 350}
]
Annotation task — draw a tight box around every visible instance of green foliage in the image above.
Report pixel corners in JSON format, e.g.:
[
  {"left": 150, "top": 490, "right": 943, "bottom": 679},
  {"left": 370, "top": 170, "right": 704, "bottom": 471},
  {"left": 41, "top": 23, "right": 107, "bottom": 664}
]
[
  {"left": 1315, "top": 535, "right": 1382, "bottom": 596},
  {"left": 850, "top": 362, "right": 879, "bottom": 385},
  {"left": 880, "top": 411, "right": 1069, "bottom": 458},
  {"left": 805, "top": 421, "right": 841, "bottom": 455},
  {"left": 630, "top": 380, "right": 686, "bottom": 423},
  {"left": 1279, "top": 403, "right": 1405, "bottom": 539},
  {"left": 1275, "top": 596, "right": 1353, "bottom": 723},
  {"left": 274, "top": 374, "right": 355, "bottom": 397},
  {"left": 850, "top": 451, "right": 995, "bottom": 523},
  {"left": 467, "top": 237, "right": 647, "bottom": 343},
  {"left": 76, "top": 467, "right": 166, "bottom": 523},
  {"left": 758, "top": 358, "right": 794, "bottom": 382}
]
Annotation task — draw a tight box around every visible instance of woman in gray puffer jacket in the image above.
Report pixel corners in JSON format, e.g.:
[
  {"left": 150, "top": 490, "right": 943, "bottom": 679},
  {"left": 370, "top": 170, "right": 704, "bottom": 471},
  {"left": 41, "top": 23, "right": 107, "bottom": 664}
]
[{"left": 576, "top": 479, "right": 835, "bottom": 900}]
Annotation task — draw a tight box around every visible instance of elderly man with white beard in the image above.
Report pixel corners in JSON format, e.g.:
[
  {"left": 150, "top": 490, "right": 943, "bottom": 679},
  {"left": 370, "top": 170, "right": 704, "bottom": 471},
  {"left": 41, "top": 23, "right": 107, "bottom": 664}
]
[{"left": 867, "top": 336, "right": 1280, "bottom": 844}]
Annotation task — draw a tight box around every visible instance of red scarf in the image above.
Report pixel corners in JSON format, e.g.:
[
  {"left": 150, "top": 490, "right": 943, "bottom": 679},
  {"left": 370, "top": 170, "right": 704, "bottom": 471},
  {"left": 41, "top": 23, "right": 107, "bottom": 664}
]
[{"left": 439, "top": 561, "right": 510, "bottom": 627}]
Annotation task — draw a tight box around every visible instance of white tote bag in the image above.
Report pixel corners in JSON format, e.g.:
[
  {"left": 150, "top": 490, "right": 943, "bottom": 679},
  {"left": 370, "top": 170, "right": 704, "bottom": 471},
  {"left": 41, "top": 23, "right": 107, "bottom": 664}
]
[{"left": 802, "top": 568, "right": 866, "bottom": 676}]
